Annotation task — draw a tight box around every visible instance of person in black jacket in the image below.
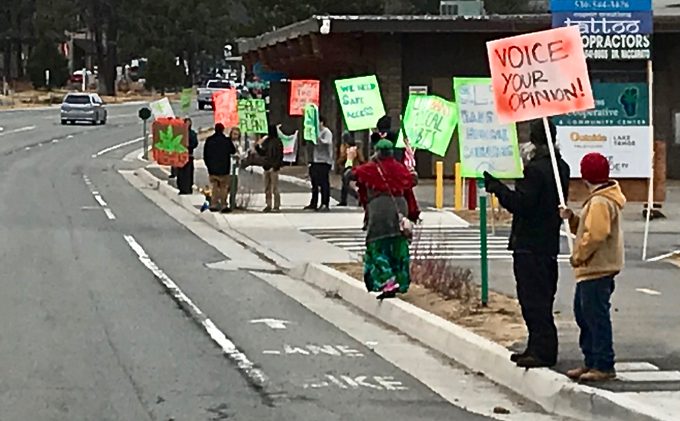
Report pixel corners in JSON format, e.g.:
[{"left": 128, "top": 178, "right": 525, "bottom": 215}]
[
  {"left": 177, "top": 118, "right": 199, "bottom": 195},
  {"left": 484, "top": 118, "right": 570, "bottom": 369},
  {"left": 203, "top": 123, "right": 236, "bottom": 213},
  {"left": 256, "top": 124, "right": 284, "bottom": 212}
]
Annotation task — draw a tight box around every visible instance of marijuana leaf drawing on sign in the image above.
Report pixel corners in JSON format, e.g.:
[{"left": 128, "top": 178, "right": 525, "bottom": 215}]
[{"left": 155, "top": 125, "right": 188, "bottom": 153}]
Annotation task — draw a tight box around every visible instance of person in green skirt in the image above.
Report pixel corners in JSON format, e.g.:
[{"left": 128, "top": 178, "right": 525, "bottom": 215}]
[{"left": 344, "top": 138, "right": 420, "bottom": 299}]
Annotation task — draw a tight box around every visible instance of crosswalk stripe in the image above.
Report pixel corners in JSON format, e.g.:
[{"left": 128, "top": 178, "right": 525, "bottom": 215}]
[{"left": 302, "top": 226, "right": 570, "bottom": 262}]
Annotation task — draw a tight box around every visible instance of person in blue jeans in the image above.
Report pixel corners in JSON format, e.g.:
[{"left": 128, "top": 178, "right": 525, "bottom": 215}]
[{"left": 561, "top": 152, "right": 626, "bottom": 382}]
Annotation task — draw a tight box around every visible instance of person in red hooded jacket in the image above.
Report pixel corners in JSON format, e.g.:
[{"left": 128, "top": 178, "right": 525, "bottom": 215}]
[{"left": 343, "top": 138, "right": 420, "bottom": 300}]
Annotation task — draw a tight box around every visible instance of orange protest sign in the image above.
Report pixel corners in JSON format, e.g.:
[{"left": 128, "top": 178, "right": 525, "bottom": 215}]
[
  {"left": 213, "top": 89, "right": 238, "bottom": 128},
  {"left": 289, "top": 80, "right": 320, "bottom": 116},
  {"left": 487, "top": 26, "right": 594, "bottom": 124}
]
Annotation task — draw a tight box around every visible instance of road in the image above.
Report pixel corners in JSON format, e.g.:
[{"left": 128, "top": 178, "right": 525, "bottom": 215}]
[{"left": 0, "top": 102, "right": 574, "bottom": 420}]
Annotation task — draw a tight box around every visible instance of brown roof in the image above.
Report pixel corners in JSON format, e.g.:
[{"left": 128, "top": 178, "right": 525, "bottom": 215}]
[{"left": 238, "top": 14, "right": 680, "bottom": 53}]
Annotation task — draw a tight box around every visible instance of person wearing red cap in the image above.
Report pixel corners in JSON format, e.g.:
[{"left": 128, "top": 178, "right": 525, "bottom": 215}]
[{"left": 560, "top": 152, "right": 626, "bottom": 382}]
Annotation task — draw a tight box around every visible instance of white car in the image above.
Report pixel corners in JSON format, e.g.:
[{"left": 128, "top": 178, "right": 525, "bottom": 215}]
[
  {"left": 197, "top": 80, "right": 233, "bottom": 110},
  {"left": 60, "top": 93, "right": 107, "bottom": 125}
]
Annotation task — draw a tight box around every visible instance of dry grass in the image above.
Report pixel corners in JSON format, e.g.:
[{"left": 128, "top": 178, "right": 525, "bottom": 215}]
[{"left": 330, "top": 261, "right": 527, "bottom": 347}]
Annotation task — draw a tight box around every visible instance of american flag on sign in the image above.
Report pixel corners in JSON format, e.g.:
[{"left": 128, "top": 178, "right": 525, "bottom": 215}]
[{"left": 401, "top": 135, "right": 416, "bottom": 170}]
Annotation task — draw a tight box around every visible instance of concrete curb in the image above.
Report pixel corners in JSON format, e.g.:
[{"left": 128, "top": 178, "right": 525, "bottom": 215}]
[
  {"left": 294, "top": 263, "right": 672, "bottom": 421},
  {"left": 130, "top": 162, "right": 671, "bottom": 421}
]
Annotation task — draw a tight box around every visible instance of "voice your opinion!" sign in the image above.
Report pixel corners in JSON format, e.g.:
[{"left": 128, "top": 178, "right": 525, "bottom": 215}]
[{"left": 487, "top": 26, "right": 594, "bottom": 123}]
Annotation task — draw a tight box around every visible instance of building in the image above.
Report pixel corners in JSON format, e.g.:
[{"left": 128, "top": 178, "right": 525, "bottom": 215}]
[{"left": 238, "top": 13, "right": 680, "bottom": 201}]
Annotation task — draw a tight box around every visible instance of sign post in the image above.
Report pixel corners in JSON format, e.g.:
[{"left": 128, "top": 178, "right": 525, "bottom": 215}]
[
  {"left": 138, "top": 106, "right": 152, "bottom": 160},
  {"left": 478, "top": 180, "right": 489, "bottom": 306},
  {"left": 642, "top": 59, "right": 654, "bottom": 261}
]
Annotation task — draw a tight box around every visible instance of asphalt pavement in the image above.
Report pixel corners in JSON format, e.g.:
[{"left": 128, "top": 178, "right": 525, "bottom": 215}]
[{"left": 0, "top": 102, "right": 569, "bottom": 420}]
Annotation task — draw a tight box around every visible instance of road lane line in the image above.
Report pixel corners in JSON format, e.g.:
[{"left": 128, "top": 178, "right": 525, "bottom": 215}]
[
  {"left": 92, "top": 136, "right": 144, "bottom": 158},
  {"left": 0, "top": 125, "right": 36, "bottom": 137},
  {"left": 93, "top": 194, "right": 107, "bottom": 207},
  {"left": 123, "top": 235, "right": 268, "bottom": 388},
  {"left": 647, "top": 250, "right": 680, "bottom": 262},
  {"left": 103, "top": 208, "right": 116, "bottom": 220}
]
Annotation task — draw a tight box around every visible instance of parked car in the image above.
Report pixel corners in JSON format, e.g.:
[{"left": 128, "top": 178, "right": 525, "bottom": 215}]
[
  {"left": 197, "top": 79, "right": 233, "bottom": 110},
  {"left": 60, "top": 93, "right": 107, "bottom": 125}
]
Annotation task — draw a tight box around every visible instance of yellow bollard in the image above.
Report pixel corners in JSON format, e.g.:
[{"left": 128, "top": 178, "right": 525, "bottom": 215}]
[
  {"left": 454, "top": 162, "right": 463, "bottom": 211},
  {"left": 435, "top": 161, "right": 444, "bottom": 209}
]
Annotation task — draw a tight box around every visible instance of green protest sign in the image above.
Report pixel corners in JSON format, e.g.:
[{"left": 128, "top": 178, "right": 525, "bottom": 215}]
[
  {"left": 334, "top": 75, "right": 386, "bottom": 131},
  {"left": 454, "top": 77, "right": 522, "bottom": 179},
  {"left": 180, "top": 88, "right": 193, "bottom": 113},
  {"left": 238, "top": 99, "right": 268, "bottom": 134},
  {"left": 401, "top": 95, "right": 458, "bottom": 157},
  {"left": 303, "top": 104, "right": 319, "bottom": 143}
]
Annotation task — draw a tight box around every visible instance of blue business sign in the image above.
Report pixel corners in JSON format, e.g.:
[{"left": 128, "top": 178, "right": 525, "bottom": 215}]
[
  {"left": 553, "top": 11, "right": 652, "bottom": 59},
  {"left": 550, "top": 0, "right": 652, "bottom": 12}
]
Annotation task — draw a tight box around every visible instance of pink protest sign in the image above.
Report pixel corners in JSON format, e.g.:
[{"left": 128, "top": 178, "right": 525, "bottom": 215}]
[
  {"left": 289, "top": 80, "right": 320, "bottom": 116},
  {"left": 487, "top": 26, "right": 594, "bottom": 124},
  {"left": 213, "top": 89, "right": 238, "bottom": 128}
]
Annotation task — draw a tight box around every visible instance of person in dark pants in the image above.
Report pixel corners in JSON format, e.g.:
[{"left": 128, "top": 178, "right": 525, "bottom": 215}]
[
  {"left": 561, "top": 152, "right": 625, "bottom": 382},
  {"left": 304, "top": 115, "right": 334, "bottom": 212},
  {"left": 337, "top": 131, "right": 364, "bottom": 206},
  {"left": 256, "top": 124, "right": 284, "bottom": 213},
  {"left": 204, "top": 123, "right": 237, "bottom": 213},
  {"left": 177, "top": 118, "right": 199, "bottom": 195},
  {"left": 484, "top": 118, "right": 570, "bottom": 368}
]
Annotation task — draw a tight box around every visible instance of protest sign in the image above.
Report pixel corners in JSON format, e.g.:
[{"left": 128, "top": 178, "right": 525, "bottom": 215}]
[
  {"left": 555, "top": 82, "right": 651, "bottom": 177},
  {"left": 487, "top": 25, "right": 594, "bottom": 124},
  {"left": 150, "top": 97, "right": 175, "bottom": 119},
  {"left": 454, "top": 78, "right": 522, "bottom": 179},
  {"left": 180, "top": 88, "right": 193, "bottom": 113},
  {"left": 213, "top": 89, "right": 238, "bottom": 128},
  {"left": 289, "top": 80, "right": 320, "bottom": 116},
  {"left": 238, "top": 99, "right": 268, "bottom": 134},
  {"left": 277, "top": 126, "right": 299, "bottom": 161},
  {"left": 152, "top": 118, "right": 189, "bottom": 167},
  {"left": 303, "top": 103, "right": 320, "bottom": 143},
  {"left": 335, "top": 75, "right": 386, "bottom": 131},
  {"left": 401, "top": 94, "right": 458, "bottom": 157}
]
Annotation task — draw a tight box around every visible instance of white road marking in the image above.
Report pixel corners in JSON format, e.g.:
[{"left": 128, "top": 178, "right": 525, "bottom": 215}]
[
  {"left": 24, "top": 147, "right": 31, "bottom": 150},
  {"left": 103, "top": 208, "right": 116, "bottom": 220},
  {"left": 92, "top": 136, "right": 144, "bottom": 158},
  {"left": 636, "top": 288, "right": 661, "bottom": 296},
  {"left": 267, "top": 344, "right": 365, "bottom": 357},
  {"left": 66, "top": 135, "right": 74, "bottom": 139},
  {"left": 262, "top": 350, "right": 281, "bottom": 355},
  {"left": 249, "top": 318, "right": 290, "bottom": 330},
  {"left": 82, "top": 175, "right": 115, "bottom": 220},
  {"left": 93, "top": 194, "right": 108, "bottom": 207},
  {"left": 0, "top": 125, "right": 36, "bottom": 137},
  {"left": 123, "top": 235, "right": 267, "bottom": 387}
]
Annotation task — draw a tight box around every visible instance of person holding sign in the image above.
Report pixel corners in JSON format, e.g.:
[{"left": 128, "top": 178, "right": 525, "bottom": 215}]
[
  {"left": 560, "top": 153, "right": 626, "bottom": 383},
  {"left": 204, "top": 123, "right": 237, "bottom": 213},
  {"left": 304, "top": 116, "right": 334, "bottom": 212},
  {"left": 483, "top": 119, "right": 570, "bottom": 369},
  {"left": 255, "top": 125, "right": 284, "bottom": 213},
  {"left": 343, "top": 140, "right": 420, "bottom": 300}
]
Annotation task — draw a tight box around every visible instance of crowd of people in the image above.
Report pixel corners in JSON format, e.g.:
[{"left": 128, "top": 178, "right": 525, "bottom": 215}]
[{"left": 171, "top": 113, "right": 625, "bottom": 383}]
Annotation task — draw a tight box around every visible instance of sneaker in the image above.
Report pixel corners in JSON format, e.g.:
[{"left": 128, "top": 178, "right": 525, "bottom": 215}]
[
  {"left": 510, "top": 350, "right": 528, "bottom": 363},
  {"left": 317, "top": 205, "right": 330, "bottom": 213},
  {"left": 579, "top": 369, "right": 616, "bottom": 382},
  {"left": 303, "top": 205, "right": 317, "bottom": 211},
  {"left": 515, "top": 355, "right": 555, "bottom": 369},
  {"left": 337, "top": 202, "right": 347, "bottom": 207},
  {"left": 262, "top": 207, "right": 272, "bottom": 213}
]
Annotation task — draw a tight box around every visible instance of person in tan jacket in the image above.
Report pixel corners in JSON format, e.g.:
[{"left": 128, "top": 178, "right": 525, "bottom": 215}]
[{"left": 560, "top": 152, "right": 626, "bottom": 383}]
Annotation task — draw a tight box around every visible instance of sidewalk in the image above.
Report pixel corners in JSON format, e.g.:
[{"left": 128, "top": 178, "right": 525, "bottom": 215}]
[{"left": 132, "top": 154, "right": 680, "bottom": 421}]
